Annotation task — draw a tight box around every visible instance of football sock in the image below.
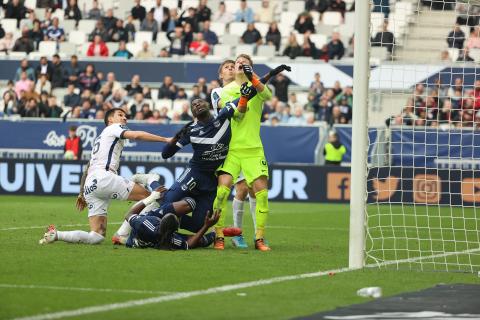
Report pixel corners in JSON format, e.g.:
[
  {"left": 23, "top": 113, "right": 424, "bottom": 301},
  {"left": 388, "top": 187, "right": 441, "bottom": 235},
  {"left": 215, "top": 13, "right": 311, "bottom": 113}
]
[
  {"left": 254, "top": 189, "right": 268, "bottom": 240},
  {"left": 213, "top": 185, "right": 230, "bottom": 238},
  {"left": 116, "top": 220, "right": 132, "bottom": 237},
  {"left": 57, "top": 230, "right": 104, "bottom": 244},
  {"left": 249, "top": 197, "right": 257, "bottom": 231},
  {"left": 232, "top": 197, "right": 244, "bottom": 229}
]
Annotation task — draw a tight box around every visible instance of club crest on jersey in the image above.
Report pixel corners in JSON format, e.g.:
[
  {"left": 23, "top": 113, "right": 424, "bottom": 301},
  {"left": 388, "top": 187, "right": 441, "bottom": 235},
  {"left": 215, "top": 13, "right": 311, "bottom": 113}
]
[{"left": 213, "top": 120, "right": 220, "bottom": 128}]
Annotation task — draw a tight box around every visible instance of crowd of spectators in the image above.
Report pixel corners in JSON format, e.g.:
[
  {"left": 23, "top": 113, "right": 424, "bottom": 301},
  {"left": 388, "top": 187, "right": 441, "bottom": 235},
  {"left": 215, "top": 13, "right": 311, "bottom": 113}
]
[
  {"left": 386, "top": 79, "right": 480, "bottom": 129},
  {"left": 0, "top": 0, "right": 359, "bottom": 61},
  {"left": 1, "top": 55, "right": 354, "bottom": 127}
]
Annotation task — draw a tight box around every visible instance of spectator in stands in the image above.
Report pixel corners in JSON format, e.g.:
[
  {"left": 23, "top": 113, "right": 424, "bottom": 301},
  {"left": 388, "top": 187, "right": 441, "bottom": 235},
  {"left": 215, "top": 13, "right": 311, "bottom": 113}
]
[
  {"left": 131, "top": 0, "right": 146, "bottom": 21},
  {"left": 256, "top": 0, "right": 276, "bottom": 23},
  {"left": 327, "top": 32, "right": 344, "bottom": 60},
  {"left": 89, "top": 19, "right": 109, "bottom": 42},
  {"left": 310, "top": 72, "right": 325, "bottom": 97},
  {"left": 269, "top": 102, "right": 289, "bottom": 124},
  {"left": 50, "top": 54, "right": 66, "bottom": 88},
  {"left": 15, "top": 71, "right": 33, "bottom": 98},
  {"left": 180, "top": 102, "right": 193, "bottom": 121},
  {"left": 5, "top": 0, "right": 28, "bottom": 25},
  {"left": 372, "top": 0, "right": 389, "bottom": 18},
  {"left": 175, "top": 87, "right": 187, "bottom": 100},
  {"left": 189, "top": 33, "right": 210, "bottom": 56},
  {"left": 265, "top": 22, "right": 281, "bottom": 51},
  {"left": 447, "top": 24, "right": 465, "bottom": 49},
  {"left": 109, "top": 19, "right": 128, "bottom": 42},
  {"left": 283, "top": 33, "right": 302, "bottom": 59},
  {"left": 294, "top": 12, "right": 315, "bottom": 34},
  {"left": 184, "top": 23, "right": 194, "bottom": 47},
  {"left": 125, "top": 15, "right": 136, "bottom": 42},
  {"left": 87, "top": 35, "right": 109, "bottom": 57},
  {"left": 196, "top": 0, "right": 212, "bottom": 23},
  {"left": 143, "top": 85, "right": 152, "bottom": 99},
  {"left": 64, "top": 83, "right": 81, "bottom": 108},
  {"left": 165, "top": 8, "right": 181, "bottom": 32},
  {"left": 37, "top": 0, "right": 55, "bottom": 8},
  {"left": 457, "top": 47, "right": 474, "bottom": 62},
  {"left": 213, "top": 1, "right": 233, "bottom": 24},
  {"left": 335, "top": 86, "right": 353, "bottom": 107},
  {"left": 22, "top": 98, "right": 41, "bottom": 118},
  {"left": 329, "top": 106, "right": 346, "bottom": 125},
  {"left": 168, "top": 26, "right": 187, "bottom": 55},
  {"left": 105, "top": 72, "right": 122, "bottom": 93},
  {"left": 128, "top": 92, "right": 144, "bottom": 117},
  {"left": 28, "top": 20, "right": 44, "bottom": 49},
  {"left": 102, "top": 9, "right": 118, "bottom": 33},
  {"left": 44, "top": 17, "right": 65, "bottom": 42},
  {"left": 241, "top": 23, "right": 262, "bottom": 45},
  {"left": 41, "top": 9, "right": 53, "bottom": 29},
  {"left": 22, "top": 11, "right": 37, "bottom": 30},
  {"left": 0, "top": 32, "right": 14, "bottom": 53},
  {"left": 64, "top": 126, "right": 82, "bottom": 160},
  {"left": 140, "top": 103, "right": 153, "bottom": 119},
  {"left": 136, "top": 41, "right": 155, "bottom": 58},
  {"left": 152, "top": 0, "right": 169, "bottom": 30},
  {"left": 371, "top": 21, "right": 395, "bottom": 53},
  {"left": 46, "top": 95, "right": 63, "bottom": 118},
  {"left": 35, "top": 56, "right": 52, "bottom": 80},
  {"left": 65, "top": 0, "right": 82, "bottom": 23},
  {"left": 113, "top": 40, "right": 133, "bottom": 59},
  {"left": 125, "top": 74, "right": 143, "bottom": 96},
  {"left": 304, "top": 93, "right": 319, "bottom": 114},
  {"left": 440, "top": 50, "right": 450, "bottom": 61},
  {"left": 305, "top": 0, "right": 329, "bottom": 14},
  {"left": 190, "top": 84, "right": 206, "bottom": 101},
  {"left": 64, "top": 55, "right": 80, "bottom": 86},
  {"left": 106, "top": 89, "right": 128, "bottom": 109},
  {"left": 14, "top": 59, "right": 35, "bottom": 82},
  {"left": 324, "top": 132, "right": 346, "bottom": 165},
  {"left": 202, "top": 20, "right": 218, "bottom": 45},
  {"left": 141, "top": 11, "right": 159, "bottom": 40},
  {"left": 2, "top": 91, "right": 17, "bottom": 116},
  {"left": 466, "top": 26, "right": 480, "bottom": 49},
  {"left": 329, "top": 0, "right": 347, "bottom": 18},
  {"left": 88, "top": 0, "right": 103, "bottom": 20},
  {"left": 158, "top": 76, "right": 177, "bottom": 100},
  {"left": 270, "top": 73, "right": 291, "bottom": 103},
  {"left": 179, "top": 7, "right": 199, "bottom": 32},
  {"left": 288, "top": 106, "right": 307, "bottom": 125},
  {"left": 13, "top": 27, "right": 35, "bottom": 54},
  {"left": 78, "top": 63, "right": 100, "bottom": 92},
  {"left": 300, "top": 33, "right": 317, "bottom": 58},
  {"left": 93, "top": 93, "right": 104, "bottom": 110},
  {"left": 79, "top": 99, "right": 96, "bottom": 119},
  {"left": 235, "top": 0, "right": 254, "bottom": 23}
]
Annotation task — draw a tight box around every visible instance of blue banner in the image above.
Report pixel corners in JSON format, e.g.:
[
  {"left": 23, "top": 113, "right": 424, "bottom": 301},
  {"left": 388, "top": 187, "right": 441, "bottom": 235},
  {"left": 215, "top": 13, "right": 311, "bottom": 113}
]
[
  {"left": 0, "top": 119, "right": 320, "bottom": 164},
  {"left": 333, "top": 125, "right": 378, "bottom": 163},
  {"left": 390, "top": 128, "right": 480, "bottom": 168}
]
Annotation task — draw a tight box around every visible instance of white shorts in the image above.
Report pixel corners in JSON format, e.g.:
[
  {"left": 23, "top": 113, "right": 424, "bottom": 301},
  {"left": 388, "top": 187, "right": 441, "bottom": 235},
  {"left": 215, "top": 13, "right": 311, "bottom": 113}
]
[{"left": 83, "top": 170, "right": 135, "bottom": 217}]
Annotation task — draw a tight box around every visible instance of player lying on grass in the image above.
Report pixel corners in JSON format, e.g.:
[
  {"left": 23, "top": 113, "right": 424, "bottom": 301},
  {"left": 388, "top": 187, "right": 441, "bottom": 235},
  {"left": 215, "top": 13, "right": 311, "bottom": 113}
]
[
  {"left": 211, "top": 61, "right": 291, "bottom": 249},
  {"left": 39, "top": 108, "right": 169, "bottom": 245},
  {"left": 121, "top": 186, "right": 220, "bottom": 250}
]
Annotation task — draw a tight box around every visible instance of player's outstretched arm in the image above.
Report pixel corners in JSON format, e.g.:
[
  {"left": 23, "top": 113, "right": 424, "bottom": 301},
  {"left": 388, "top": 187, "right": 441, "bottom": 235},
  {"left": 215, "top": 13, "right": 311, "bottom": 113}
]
[
  {"left": 162, "top": 121, "right": 193, "bottom": 159},
  {"left": 123, "top": 130, "right": 171, "bottom": 143},
  {"left": 186, "top": 210, "right": 220, "bottom": 248},
  {"left": 75, "top": 162, "right": 90, "bottom": 211},
  {"left": 124, "top": 186, "right": 167, "bottom": 221}
]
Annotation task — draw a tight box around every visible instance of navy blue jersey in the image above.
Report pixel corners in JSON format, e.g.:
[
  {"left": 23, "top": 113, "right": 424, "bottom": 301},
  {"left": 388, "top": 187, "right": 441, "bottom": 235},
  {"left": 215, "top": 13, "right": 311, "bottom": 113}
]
[
  {"left": 162, "top": 102, "right": 239, "bottom": 172},
  {"left": 126, "top": 214, "right": 189, "bottom": 250}
]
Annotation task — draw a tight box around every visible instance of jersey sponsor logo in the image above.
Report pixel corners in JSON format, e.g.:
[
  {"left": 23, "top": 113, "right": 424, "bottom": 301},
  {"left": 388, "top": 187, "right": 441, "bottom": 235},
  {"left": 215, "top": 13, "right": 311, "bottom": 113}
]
[
  {"left": 213, "top": 120, "right": 220, "bottom": 128},
  {"left": 120, "top": 124, "right": 129, "bottom": 130},
  {"left": 84, "top": 179, "right": 98, "bottom": 195}
]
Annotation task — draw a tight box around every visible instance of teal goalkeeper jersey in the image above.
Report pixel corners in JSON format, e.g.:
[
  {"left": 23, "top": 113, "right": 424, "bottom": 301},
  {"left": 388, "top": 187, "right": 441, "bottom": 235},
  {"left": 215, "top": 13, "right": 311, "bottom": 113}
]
[{"left": 220, "top": 81, "right": 272, "bottom": 151}]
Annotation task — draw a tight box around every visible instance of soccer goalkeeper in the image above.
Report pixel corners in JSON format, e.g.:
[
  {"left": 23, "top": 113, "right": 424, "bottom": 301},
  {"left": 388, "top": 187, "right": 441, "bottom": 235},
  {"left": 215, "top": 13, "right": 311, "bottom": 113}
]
[{"left": 213, "top": 54, "right": 281, "bottom": 251}]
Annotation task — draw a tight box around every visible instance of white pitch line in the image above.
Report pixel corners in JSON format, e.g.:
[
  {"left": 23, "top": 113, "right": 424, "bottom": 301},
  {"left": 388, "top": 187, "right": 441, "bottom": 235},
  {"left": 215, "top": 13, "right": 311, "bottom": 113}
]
[
  {"left": 11, "top": 247, "right": 480, "bottom": 320},
  {"left": 0, "top": 284, "right": 174, "bottom": 295},
  {"left": 0, "top": 222, "right": 122, "bottom": 231}
]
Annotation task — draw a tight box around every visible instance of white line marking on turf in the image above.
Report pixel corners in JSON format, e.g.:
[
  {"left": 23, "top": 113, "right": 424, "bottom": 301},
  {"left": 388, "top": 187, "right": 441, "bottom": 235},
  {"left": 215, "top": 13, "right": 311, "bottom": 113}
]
[
  {"left": 0, "top": 222, "right": 122, "bottom": 231},
  {"left": 11, "top": 247, "right": 480, "bottom": 320},
  {"left": 0, "top": 284, "right": 174, "bottom": 295}
]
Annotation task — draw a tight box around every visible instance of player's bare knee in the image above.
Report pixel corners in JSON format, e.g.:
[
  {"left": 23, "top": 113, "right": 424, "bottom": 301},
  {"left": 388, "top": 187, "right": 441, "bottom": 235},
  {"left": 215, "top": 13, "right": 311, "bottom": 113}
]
[
  {"left": 252, "top": 176, "right": 269, "bottom": 193},
  {"left": 235, "top": 181, "right": 248, "bottom": 200}
]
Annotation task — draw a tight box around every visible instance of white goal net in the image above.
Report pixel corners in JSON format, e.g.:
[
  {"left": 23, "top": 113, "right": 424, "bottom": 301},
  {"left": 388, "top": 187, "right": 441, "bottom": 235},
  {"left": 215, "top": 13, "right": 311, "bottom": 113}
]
[{"left": 364, "top": 0, "right": 480, "bottom": 272}]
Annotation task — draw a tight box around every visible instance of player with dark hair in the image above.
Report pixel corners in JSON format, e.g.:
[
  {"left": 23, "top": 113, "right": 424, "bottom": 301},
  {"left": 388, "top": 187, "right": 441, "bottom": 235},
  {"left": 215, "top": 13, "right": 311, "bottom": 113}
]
[{"left": 40, "top": 108, "right": 170, "bottom": 245}]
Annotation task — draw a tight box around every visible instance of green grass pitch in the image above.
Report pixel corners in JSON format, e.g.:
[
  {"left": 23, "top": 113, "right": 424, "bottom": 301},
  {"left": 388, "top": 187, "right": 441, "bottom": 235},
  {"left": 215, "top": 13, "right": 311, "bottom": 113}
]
[{"left": 0, "top": 195, "right": 478, "bottom": 320}]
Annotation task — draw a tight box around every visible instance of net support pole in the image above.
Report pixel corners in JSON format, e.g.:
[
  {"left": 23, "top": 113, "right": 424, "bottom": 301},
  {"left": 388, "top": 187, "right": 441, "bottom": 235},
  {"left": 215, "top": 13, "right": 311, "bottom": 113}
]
[{"left": 348, "top": 0, "right": 370, "bottom": 269}]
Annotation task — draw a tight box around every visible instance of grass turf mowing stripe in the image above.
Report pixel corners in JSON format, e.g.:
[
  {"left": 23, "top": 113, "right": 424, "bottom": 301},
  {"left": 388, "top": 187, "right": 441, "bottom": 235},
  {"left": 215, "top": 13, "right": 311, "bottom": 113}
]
[
  {"left": 11, "top": 247, "right": 480, "bottom": 320},
  {"left": 0, "top": 284, "right": 175, "bottom": 295}
]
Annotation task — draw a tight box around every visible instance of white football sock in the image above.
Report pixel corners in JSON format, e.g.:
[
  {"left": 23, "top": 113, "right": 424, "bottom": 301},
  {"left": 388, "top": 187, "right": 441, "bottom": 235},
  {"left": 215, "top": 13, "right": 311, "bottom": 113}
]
[
  {"left": 232, "top": 197, "right": 245, "bottom": 229},
  {"left": 57, "top": 230, "right": 104, "bottom": 244},
  {"left": 116, "top": 220, "right": 132, "bottom": 237},
  {"left": 249, "top": 197, "right": 257, "bottom": 231}
]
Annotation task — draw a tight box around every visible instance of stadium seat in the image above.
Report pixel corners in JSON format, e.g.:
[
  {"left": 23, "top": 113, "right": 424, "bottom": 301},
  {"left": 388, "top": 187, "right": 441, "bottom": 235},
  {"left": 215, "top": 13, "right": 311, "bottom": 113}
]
[
  {"left": 234, "top": 44, "right": 254, "bottom": 57},
  {"left": 155, "top": 99, "right": 173, "bottom": 111},
  {"left": 210, "top": 22, "right": 226, "bottom": 37},
  {"left": 39, "top": 41, "right": 57, "bottom": 55},
  {"left": 172, "top": 99, "right": 189, "bottom": 115},
  {"left": 229, "top": 22, "right": 247, "bottom": 37},
  {"left": 249, "top": 0, "right": 262, "bottom": 12},
  {"left": 34, "top": 8, "right": 46, "bottom": 20},
  {"left": 28, "top": 52, "right": 44, "bottom": 59},
  {"left": 59, "top": 42, "right": 77, "bottom": 56},
  {"left": 162, "top": 0, "right": 178, "bottom": 9},
  {"left": 126, "top": 42, "right": 141, "bottom": 56},
  {"left": 370, "top": 12, "right": 385, "bottom": 36},
  {"left": 280, "top": 12, "right": 298, "bottom": 27},
  {"left": 257, "top": 45, "right": 276, "bottom": 57},
  {"left": 448, "top": 48, "right": 459, "bottom": 62},
  {"left": 255, "top": 22, "right": 270, "bottom": 37},
  {"left": 52, "top": 88, "right": 68, "bottom": 104},
  {"left": 156, "top": 32, "right": 170, "bottom": 48},
  {"left": 2, "top": 19, "right": 18, "bottom": 33},
  {"left": 61, "top": 19, "right": 77, "bottom": 34},
  {"left": 142, "top": 0, "right": 155, "bottom": 12},
  {"left": 105, "top": 42, "right": 119, "bottom": 54},
  {"left": 78, "top": 0, "right": 93, "bottom": 12},
  {"left": 19, "top": 19, "right": 31, "bottom": 30},
  {"left": 51, "top": 9, "right": 64, "bottom": 20},
  {"left": 213, "top": 44, "right": 232, "bottom": 58},
  {"left": 78, "top": 43, "right": 90, "bottom": 56},
  {"left": 322, "top": 12, "right": 343, "bottom": 26},
  {"left": 78, "top": 20, "right": 97, "bottom": 34},
  {"left": 150, "top": 88, "right": 159, "bottom": 101},
  {"left": 309, "top": 11, "right": 320, "bottom": 25},
  {"left": 9, "top": 51, "right": 28, "bottom": 59},
  {"left": 370, "top": 46, "right": 389, "bottom": 61},
  {"left": 287, "top": 1, "right": 305, "bottom": 14},
  {"left": 224, "top": 0, "right": 241, "bottom": 13},
  {"left": 469, "top": 48, "right": 480, "bottom": 62},
  {"left": 309, "top": 34, "right": 328, "bottom": 48},
  {"left": 181, "top": 0, "right": 198, "bottom": 10},
  {"left": 395, "top": 1, "right": 415, "bottom": 16},
  {"left": 135, "top": 31, "right": 153, "bottom": 45},
  {"left": 24, "top": 0, "right": 36, "bottom": 10},
  {"left": 68, "top": 30, "right": 87, "bottom": 46}
]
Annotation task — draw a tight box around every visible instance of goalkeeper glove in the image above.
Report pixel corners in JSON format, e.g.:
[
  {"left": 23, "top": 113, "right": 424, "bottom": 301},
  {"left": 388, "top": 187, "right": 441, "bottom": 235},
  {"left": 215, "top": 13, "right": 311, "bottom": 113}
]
[{"left": 269, "top": 64, "right": 291, "bottom": 77}]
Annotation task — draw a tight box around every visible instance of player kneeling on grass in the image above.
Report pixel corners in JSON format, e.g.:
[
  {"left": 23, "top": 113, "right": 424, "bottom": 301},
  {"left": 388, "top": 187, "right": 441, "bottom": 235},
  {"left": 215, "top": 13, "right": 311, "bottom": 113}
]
[
  {"left": 39, "top": 108, "right": 170, "bottom": 245},
  {"left": 121, "top": 186, "right": 220, "bottom": 250}
]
